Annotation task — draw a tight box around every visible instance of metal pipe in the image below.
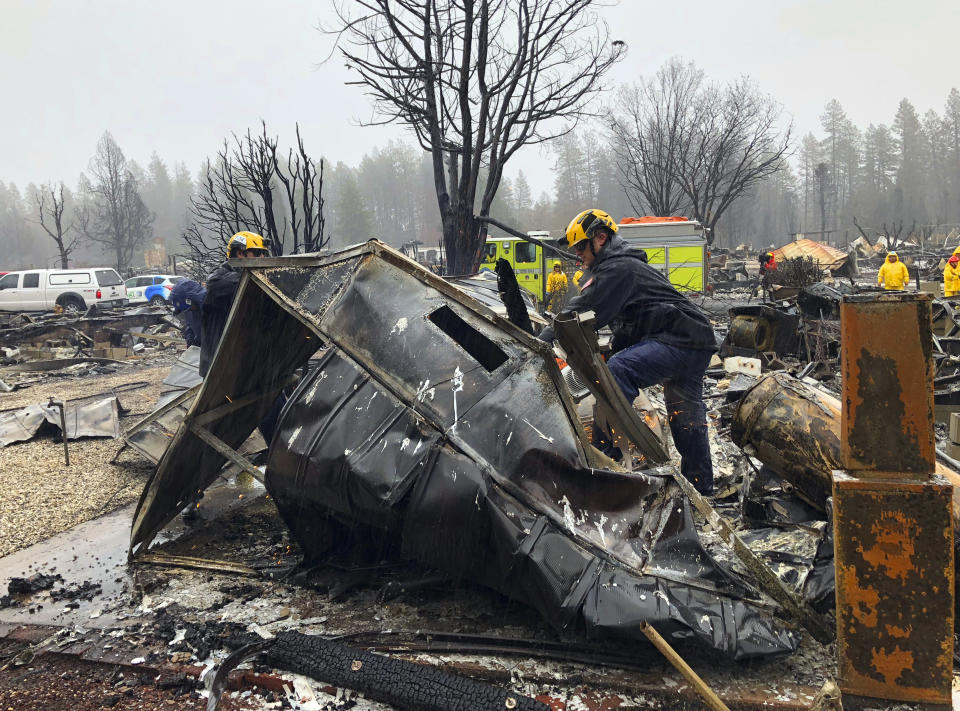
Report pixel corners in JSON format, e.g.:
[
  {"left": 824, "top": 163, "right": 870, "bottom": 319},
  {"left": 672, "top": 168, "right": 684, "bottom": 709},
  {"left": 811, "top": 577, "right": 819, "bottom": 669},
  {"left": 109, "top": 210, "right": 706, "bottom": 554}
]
[{"left": 48, "top": 398, "right": 69, "bottom": 466}]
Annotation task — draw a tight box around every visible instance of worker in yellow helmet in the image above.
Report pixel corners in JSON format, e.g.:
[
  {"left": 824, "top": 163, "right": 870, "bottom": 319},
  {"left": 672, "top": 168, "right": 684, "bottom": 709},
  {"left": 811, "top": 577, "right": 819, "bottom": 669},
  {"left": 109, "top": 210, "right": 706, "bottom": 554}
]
[
  {"left": 200, "top": 231, "right": 271, "bottom": 376},
  {"left": 201, "top": 231, "right": 285, "bottom": 443},
  {"left": 945, "top": 255, "right": 960, "bottom": 298},
  {"left": 877, "top": 252, "right": 909, "bottom": 290},
  {"left": 572, "top": 260, "right": 586, "bottom": 292},
  {"left": 539, "top": 208, "right": 717, "bottom": 495},
  {"left": 545, "top": 263, "right": 568, "bottom": 313}
]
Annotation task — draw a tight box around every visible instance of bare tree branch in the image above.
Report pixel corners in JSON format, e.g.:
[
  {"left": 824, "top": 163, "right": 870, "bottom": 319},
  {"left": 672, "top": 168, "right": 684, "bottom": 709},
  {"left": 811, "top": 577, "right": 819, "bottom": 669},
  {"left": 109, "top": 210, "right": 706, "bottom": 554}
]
[
  {"left": 183, "top": 122, "right": 327, "bottom": 274},
  {"left": 610, "top": 59, "right": 792, "bottom": 245},
  {"left": 34, "top": 182, "right": 79, "bottom": 268},
  {"left": 76, "top": 133, "right": 154, "bottom": 273}
]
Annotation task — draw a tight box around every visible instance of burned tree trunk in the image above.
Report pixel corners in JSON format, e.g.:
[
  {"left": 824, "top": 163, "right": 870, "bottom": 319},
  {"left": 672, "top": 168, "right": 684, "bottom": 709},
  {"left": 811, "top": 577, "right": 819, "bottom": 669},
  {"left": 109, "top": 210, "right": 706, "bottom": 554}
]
[{"left": 442, "top": 207, "right": 482, "bottom": 275}]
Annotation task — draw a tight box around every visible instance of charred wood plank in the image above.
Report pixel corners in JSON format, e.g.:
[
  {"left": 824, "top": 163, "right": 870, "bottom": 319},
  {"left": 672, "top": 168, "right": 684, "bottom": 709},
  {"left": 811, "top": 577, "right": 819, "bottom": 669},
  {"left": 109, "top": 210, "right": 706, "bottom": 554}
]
[
  {"left": 206, "top": 632, "right": 549, "bottom": 711},
  {"left": 262, "top": 631, "right": 549, "bottom": 710}
]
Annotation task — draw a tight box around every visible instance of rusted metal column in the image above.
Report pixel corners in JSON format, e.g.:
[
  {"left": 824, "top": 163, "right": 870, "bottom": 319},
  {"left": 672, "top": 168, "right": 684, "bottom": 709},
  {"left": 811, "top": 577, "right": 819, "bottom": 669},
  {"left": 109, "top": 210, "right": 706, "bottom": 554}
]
[
  {"left": 840, "top": 293, "right": 936, "bottom": 475},
  {"left": 834, "top": 292, "right": 954, "bottom": 707}
]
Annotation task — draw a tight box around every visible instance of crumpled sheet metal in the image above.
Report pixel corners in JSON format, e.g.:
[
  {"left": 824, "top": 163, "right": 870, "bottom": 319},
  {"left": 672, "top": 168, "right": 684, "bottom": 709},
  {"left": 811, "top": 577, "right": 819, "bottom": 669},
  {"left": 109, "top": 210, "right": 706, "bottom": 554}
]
[
  {"left": 0, "top": 405, "right": 48, "bottom": 447},
  {"left": 0, "top": 394, "right": 120, "bottom": 447},
  {"left": 130, "top": 242, "right": 799, "bottom": 659},
  {"left": 156, "top": 346, "right": 202, "bottom": 409},
  {"left": 126, "top": 346, "right": 203, "bottom": 463},
  {"left": 268, "top": 350, "right": 799, "bottom": 659}
]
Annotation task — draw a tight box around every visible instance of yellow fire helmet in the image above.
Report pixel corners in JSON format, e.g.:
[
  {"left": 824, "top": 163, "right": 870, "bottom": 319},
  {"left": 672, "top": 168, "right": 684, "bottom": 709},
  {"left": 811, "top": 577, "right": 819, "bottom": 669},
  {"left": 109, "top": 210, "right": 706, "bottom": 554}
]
[
  {"left": 227, "top": 231, "right": 269, "bottom": 257},
  {"left": 565, "top": 209, "right": 618, "bottom": 249}
]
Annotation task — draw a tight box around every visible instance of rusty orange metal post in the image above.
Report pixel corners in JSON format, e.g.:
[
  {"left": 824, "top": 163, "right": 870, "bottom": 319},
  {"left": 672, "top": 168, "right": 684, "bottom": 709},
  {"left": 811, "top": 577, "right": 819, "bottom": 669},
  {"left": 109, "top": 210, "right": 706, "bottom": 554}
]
[
  {"left": 835, "top": 292, "right": 954, "bottom": 707},
  {"left": 840, "top": 293, "right": 936, "bottom": 475}
]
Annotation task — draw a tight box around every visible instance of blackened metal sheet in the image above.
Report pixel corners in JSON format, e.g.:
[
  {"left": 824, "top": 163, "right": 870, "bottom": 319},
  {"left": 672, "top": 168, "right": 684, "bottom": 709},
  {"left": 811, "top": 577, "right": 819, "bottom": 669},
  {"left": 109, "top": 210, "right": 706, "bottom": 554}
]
[
  {"left": 261, "top": 259, "right": 361, "bottom": 314},
  {"left": 319, "top": 256, "right": 525, "bottom": 433},
  {"left": 130, "top": 274, "right": 321, "bottom": 553},
  {"left": 130, "top": 242, "right": 800, "bottom": 659},
  {"left": 268, "top": 348, "right": 799, "bottom": 660},
  {"left": 446, "top": 272, "right": 547, "bottom": 328}
]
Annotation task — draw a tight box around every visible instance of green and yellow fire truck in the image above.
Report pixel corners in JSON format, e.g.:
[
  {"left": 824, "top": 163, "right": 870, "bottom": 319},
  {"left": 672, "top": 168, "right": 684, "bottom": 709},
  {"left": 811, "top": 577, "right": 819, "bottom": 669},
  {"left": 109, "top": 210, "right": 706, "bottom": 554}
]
[
  {"left": 479, "top": 231, "right": 560, "bottom": 302},
  {"left": 479, "top": 219, "right": 707, "bottom": 302},
  {"left": 617, "top": 217, "right": 708, "bottom": 292}
]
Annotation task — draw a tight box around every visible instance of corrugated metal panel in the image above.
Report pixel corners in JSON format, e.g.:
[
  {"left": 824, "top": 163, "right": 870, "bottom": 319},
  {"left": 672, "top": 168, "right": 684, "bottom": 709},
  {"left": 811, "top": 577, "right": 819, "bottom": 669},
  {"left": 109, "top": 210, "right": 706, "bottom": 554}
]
[{"left": 773, "top": 239, "right": 849, "bottom": 271}]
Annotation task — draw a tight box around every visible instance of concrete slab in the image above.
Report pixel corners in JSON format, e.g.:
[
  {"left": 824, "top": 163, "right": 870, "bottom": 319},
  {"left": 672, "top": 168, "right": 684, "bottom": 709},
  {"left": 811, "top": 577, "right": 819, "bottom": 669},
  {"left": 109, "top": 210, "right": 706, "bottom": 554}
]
[{"left": 0, "top": 483, "right": 262, "bottom": 628}]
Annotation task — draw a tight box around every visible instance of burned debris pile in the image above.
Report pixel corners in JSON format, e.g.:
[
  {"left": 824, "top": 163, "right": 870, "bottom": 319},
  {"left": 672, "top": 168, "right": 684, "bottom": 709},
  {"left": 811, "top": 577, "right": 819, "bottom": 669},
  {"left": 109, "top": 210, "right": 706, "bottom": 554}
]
[
  {"left": 130, "top": 241, "right": 852, "bottom": 666},
  {"left": 2, "top": 240, "right": 957, "bottom": 709}
]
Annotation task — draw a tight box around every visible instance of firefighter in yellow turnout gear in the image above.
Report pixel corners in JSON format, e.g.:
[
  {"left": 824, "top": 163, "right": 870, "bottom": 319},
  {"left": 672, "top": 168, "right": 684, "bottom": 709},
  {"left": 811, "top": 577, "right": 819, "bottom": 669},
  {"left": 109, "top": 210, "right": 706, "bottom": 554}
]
[
  {"left": 877, "top": 252, "right": 910, "bottom": 291},
  {"left": 545, "top": 263, "right": 569, "bottom": 313},
  {"left": 945, "top": 255, "right": 960, "bottom": 297}
]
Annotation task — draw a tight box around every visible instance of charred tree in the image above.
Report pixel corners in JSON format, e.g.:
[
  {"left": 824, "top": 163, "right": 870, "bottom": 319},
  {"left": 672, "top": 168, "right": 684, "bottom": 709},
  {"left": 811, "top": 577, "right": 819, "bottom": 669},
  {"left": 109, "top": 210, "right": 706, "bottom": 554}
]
[
  {"left": 34, "top": 182, "right": 78, "bottom": 269},
  {"left": 184, "top": 122, "right": 326, "bottom": 277},
  {"left": 207, "top": 632, "right": 549, "bottom": 711},
  {"left": 611, "top": 59, "right": 791, "bottom": 245},
  {"left": 77, "top": 132, "right": 154, "bottom": 273},
  {"left": 331, "top": 0, "right": 624, "bottom": 274}
]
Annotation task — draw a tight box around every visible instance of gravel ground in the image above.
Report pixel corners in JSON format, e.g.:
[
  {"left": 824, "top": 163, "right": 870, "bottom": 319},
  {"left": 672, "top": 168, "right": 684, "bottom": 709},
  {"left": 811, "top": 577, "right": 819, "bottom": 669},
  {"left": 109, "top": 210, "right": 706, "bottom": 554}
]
[{"left": 0, "top": 354, "right": 178, "bottom": 558}]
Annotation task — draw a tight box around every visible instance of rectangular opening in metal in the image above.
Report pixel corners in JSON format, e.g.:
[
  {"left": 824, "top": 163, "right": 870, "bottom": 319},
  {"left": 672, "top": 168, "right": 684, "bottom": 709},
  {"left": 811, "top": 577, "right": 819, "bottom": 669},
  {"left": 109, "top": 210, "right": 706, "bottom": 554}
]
[{"left": 428, "top": 305, "right": 508, "bottom": 372}]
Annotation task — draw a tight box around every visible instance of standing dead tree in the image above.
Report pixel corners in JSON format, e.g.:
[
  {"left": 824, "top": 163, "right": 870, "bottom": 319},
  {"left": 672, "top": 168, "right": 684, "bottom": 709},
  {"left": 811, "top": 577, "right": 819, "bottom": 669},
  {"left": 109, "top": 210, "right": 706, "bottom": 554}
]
[
  {"left": 77, "top": 132, "right": 154, "bottom": 273},
  {"left": 184, "top": 122, "right": 326, "bottom": 277},
  {"left": 34, "top": 182, "right": 78, "bottom": 268},
  {"left": 881, "top": 219, "right": 911, "bottom": 253},
  {"left": 332, "top": 0, "right": 624, "bottom": 274},
  {"left": 611, "top": 59, "right": 791, "bottom": 245},
  {"left": 609, "top": 61, "right": 700, "bottom": 217}
]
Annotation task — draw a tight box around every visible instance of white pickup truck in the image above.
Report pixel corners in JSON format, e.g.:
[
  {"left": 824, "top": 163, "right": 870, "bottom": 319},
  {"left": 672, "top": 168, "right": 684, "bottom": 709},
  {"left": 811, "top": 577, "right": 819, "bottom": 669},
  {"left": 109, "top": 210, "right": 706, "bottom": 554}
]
[{"left": 0, "top": 268, "right": 129, "bottom": 313}]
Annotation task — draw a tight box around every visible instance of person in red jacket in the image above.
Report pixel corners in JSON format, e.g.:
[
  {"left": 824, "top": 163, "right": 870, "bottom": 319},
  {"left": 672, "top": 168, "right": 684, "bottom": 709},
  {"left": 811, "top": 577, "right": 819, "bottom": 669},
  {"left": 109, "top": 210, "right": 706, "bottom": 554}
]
[{"left": 759, "top": 251, "right": 777, "bottom": 274}]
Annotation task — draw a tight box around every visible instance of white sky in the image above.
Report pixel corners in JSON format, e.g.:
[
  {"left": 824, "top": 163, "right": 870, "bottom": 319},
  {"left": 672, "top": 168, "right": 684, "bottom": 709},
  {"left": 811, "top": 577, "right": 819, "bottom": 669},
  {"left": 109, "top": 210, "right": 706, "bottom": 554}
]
[{"left": 2, "top": 0, "right": 958, "bottom": 197}]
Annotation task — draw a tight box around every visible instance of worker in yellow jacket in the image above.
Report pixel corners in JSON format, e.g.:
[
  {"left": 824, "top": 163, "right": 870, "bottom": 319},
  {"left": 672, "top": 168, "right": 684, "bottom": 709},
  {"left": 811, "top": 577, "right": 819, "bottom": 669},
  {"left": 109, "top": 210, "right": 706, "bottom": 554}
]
[
  {"left": 877, "top": 252, "right": 909, "bottom": 290},
  {"left": 945, "top": 255, "right": 960, "bottom": 297},
  {"left": 545, "top": 263, "right": 569, "bottom": 313}
]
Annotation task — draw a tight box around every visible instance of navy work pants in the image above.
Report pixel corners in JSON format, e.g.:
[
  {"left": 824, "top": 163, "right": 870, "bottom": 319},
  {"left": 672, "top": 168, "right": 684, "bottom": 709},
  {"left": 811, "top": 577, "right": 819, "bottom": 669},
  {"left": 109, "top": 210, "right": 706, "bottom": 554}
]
[{"left": 603, "top": 339, "right": 715, "bottom": 494}]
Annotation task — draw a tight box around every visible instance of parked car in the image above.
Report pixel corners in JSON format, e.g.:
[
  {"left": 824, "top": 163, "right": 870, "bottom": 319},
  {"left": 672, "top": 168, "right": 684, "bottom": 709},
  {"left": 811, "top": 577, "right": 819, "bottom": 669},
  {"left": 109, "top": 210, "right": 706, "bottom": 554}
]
[
  {"left": 0, "top": 268, "right": 128, "bottom": 313},
  {"left": 124, "top": 274, "right": 184, "bottom": 304}
]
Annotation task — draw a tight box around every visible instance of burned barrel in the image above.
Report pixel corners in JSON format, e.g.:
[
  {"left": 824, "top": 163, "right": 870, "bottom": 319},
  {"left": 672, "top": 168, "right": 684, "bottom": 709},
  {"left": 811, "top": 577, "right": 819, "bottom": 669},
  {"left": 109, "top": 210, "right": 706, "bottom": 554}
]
[
  {"left": 728, "top": 315, "right": 774, "bottom": 352},
  {"left": 731, "top": 372, "right": 842, "bottom": 508}
]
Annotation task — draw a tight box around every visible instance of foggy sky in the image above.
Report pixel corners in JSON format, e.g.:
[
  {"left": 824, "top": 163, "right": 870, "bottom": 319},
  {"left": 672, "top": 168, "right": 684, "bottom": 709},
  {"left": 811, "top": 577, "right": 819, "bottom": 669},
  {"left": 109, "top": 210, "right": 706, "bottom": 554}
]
[{"left": 3, "top": 0, "right": 958, "bottom": 197}]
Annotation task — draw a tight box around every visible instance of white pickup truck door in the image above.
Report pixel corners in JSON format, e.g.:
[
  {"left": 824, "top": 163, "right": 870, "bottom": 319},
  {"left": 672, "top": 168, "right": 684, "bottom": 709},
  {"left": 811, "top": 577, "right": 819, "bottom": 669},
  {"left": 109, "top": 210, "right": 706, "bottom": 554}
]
[
  {"left": 19, "top": 272, "right": 43, "bottom": 310},
  {"left": 0, "top": 273, "right": 21, "bottom": 310}
]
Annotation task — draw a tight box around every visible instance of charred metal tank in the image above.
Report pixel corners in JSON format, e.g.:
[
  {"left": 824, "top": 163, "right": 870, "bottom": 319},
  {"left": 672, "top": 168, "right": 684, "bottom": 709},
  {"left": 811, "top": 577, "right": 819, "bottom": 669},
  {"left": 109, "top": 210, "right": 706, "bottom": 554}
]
[
  {"left": 721, "top": 305, "right": 800, "bottom": 359},
  {"left": 731, "top": 372, "right": 841, "bottom": 508},
  {"left": 732, "top": 372, "right": 960, "bottom": 543}
]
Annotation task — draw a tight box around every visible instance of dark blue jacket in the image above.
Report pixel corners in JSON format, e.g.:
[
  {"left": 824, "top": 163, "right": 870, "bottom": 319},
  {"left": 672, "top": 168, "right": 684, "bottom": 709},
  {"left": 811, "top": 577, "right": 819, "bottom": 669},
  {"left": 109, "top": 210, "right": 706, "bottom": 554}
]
[
  {"left": 169, "top": 279, "right": 206, "bottom": 349},
  {"left": 540, "top": 235, "right": 716, "bottom": 353},
  {"left": 199, "top": 262, "right": 242, "bottom": 376}
]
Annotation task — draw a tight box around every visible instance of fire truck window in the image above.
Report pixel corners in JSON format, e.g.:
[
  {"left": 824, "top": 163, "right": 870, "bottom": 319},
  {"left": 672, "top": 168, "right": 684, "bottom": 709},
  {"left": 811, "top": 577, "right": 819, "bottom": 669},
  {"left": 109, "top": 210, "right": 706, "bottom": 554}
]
[
  {"left": 484, "top": 243, "right": 498, "bottom": 261},
  {"left": 515, "top": 242, "right": 536, "bottom": 263}
]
